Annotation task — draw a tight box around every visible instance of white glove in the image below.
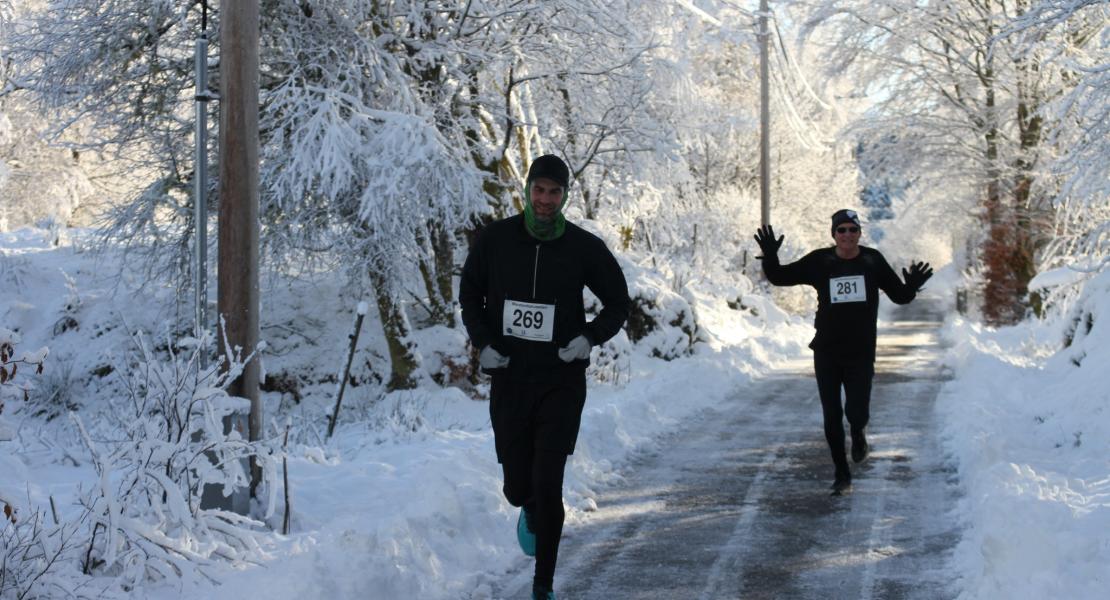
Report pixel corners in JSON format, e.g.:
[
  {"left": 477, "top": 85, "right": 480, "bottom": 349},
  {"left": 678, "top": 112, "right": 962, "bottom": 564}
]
[
  {"left": 558, "top": 335, "right": 592, "bottom": 362},
  {"left": 479, "top": 345, "right": 510, "bottom": 369}
]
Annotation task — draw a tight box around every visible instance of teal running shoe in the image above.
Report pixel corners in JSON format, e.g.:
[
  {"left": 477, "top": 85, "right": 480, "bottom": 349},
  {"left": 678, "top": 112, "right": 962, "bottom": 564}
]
[
  {"left": 516, "top": 509, "right": 536, "bottom": 557},
  {"left": 532, "top": 584, "right": 555, "bottom": 599}
]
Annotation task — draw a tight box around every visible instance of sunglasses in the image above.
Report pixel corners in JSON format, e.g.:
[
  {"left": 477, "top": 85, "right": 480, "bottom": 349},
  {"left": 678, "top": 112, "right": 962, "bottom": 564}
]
[{"left": 836, "top": 226, "right": 860, "bottom": 234}]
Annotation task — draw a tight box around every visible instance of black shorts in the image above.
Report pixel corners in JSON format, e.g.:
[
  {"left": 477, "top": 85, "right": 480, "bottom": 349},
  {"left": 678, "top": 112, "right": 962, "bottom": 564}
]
[{"left": 489, "top": 371, "right": 588, "bottom": 463}]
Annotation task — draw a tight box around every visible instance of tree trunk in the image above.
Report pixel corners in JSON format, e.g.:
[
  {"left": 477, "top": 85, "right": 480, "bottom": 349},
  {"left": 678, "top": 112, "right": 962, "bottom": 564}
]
[
  {"left": 369, "top": 261, "right": 421, "bottom": 391},
  {"left": 582, "top": 184, "right": 597, "bottom": 220},
  {"left": 432, "top": 224, "right": 455, "bottom": 320},
  {"left": 976, "top": 6, "right": 1023, "bottom": 326},
  {"left": 981, "top": 151, "right": 1019, "bottom": 326},
  {"left": 1011, "top": 0, "right": 1050, "bottom": 317},
  {"left": 980, "top": 61, "right": 1023, "bottom": 326},
  {"left": 460, "top": 76, "right": 513, "bottom": 218},
  {"left": 416, "top": 257, "right": 450, "bottom": 326},
  {"left": 416, "top": 222, "right": 455, "bottom": 328},
  {"left": 1010, "top": 116, "right": 1042, "bottom": 321}
]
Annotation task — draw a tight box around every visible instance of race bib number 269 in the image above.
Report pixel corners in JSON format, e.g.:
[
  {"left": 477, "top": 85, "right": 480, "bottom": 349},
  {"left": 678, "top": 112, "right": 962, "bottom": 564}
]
[
  {"left": 830, "top": 275, "right": 866, "bottom": 303},
  {"left": 503, "top": 299, "right": 555, "bottom": 341}
]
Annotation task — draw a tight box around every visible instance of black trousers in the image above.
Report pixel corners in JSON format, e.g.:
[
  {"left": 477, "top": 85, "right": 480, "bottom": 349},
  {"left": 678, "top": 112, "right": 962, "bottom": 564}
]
[
  {"left": 490, "top": 373, "right": 587, "bottom": 590},
  {"left": 813, "top": 352, "right": 874, "bottom": 471}
]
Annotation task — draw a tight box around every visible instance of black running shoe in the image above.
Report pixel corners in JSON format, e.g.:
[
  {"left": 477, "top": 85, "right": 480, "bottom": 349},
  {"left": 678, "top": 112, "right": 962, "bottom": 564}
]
[
  {"left": 830, "top": 468, "right": 852, "bottom": 495},
  {"left": 851, "top": 429, "right": 869, "bottom": 463}
]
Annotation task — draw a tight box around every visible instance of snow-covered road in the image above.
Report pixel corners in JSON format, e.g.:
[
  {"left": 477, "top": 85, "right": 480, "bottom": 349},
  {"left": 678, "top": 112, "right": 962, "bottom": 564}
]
[{"left": 495, "top": 302, "right": 961, "bottom": 599}]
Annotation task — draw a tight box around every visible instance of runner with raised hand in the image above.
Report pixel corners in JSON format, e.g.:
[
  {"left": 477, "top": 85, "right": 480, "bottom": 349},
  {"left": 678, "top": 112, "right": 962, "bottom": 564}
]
[{"left": 754, "top": 209, "right": 932, "bottom": 495}]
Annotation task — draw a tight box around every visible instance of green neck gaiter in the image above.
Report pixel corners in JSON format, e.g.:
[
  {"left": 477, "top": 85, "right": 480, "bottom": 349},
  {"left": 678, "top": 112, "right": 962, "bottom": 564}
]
[{"left": 523, "top": 186, "right": 567, "bottom": 241}]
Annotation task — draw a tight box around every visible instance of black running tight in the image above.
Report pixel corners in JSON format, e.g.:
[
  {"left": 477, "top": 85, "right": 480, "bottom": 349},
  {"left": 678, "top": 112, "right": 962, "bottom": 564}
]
[
  {"left": 502, "top": 449, "right": 568, "bottom": 590},
  {"left": 813, "top": 352, "right": 874, "bottom": 470}
]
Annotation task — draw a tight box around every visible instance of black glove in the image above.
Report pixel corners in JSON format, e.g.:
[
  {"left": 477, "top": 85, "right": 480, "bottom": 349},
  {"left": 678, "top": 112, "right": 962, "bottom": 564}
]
[
  {"left": 754, "top": 225, "right": 784, "bottom": 257},
  {"left": 902, "top": 261, "right": 933, "bottom": 290}
]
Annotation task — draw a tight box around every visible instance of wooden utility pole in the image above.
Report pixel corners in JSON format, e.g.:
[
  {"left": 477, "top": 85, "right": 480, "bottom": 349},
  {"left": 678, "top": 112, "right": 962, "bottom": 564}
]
[
  {"left": 218, "top": 0, "right": 261, "bottom": 494},
  {"left": 194, "top": 3, "right": 211, "bottom": 370},
  {"left": 759, "top": 0, "right": 771, "bottom": 227}
]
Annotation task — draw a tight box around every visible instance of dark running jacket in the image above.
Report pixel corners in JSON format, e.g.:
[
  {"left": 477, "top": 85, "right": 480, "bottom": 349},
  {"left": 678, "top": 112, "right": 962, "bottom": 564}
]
[
  {"left": 762, "top": 246, "right": 917, "bottom": 363},
  {"left": 460, "top": 214, "right": 630, "bottom": 382}
]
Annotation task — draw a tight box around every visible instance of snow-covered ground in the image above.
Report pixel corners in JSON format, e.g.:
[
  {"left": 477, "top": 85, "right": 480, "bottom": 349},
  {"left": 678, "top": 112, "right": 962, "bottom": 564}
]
[
  {"left": 936, "top": 268, "right": 1110, "bottom": 600},
  {"left": 1, "top": 226, "right": 815, "bottom": 598},
  {"left": 3, "top": 226, "right": 1108, "bottom": 598}
]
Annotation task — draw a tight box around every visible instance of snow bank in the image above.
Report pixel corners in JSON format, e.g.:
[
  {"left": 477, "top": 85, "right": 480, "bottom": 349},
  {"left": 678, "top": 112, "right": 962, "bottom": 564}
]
[{"left": 937, "top": 268, "right": 1110, "bottom": 599}]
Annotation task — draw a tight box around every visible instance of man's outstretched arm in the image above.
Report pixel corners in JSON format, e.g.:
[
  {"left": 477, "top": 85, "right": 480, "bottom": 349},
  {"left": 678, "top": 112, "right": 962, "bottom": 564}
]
[{"left": 755, "top": 225, "right": 810, "bottom": 286}]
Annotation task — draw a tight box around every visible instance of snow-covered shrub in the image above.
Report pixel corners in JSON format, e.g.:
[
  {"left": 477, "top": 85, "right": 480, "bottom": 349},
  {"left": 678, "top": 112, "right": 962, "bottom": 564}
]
[
  {"left": 1, "top": 329, "right": 37, "bottom": 524},
  {"left": 411, "top": 324, "right": 473, "bottom": 390},
  {"left": 68, "top": 330, "right": 273, "bottom": 591},
  {"left": 1, "top": 327, "right": 48, "bottom": 439},
  {"left": 0, "top": 507, "right": 98, "bottom": 600},
  {"left": 0, "top": 254, "right": 31, "bottom": 289},
  {"left": 2, "top": 329, "right": 40, "bottom": 529},
  {"left": 23, "top": 355, "right": 79, "bottom": 421},
  {"left": 620, "top": 269, "right": 697, "bottom": 361},
  {"left": 1053, "top": 267, "right": 1110, "bottom": 368},
  {"left": 0, "top": 329, "right": 84, "bottom": 600},
  {"left": 52, "top": 269, "right": 82, "bottom": 335},
  {"left": 587, "top": 329, "right": 632, "bottom": 386}
]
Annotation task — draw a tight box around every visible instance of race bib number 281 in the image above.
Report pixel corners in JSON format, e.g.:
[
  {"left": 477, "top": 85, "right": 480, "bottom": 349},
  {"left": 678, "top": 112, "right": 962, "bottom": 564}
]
[
  {"left": 503, "top": 299, "right": 555, "bottom": 341},
  {"left": 830, "top": 275, "right": 866, "bottom": 303}
]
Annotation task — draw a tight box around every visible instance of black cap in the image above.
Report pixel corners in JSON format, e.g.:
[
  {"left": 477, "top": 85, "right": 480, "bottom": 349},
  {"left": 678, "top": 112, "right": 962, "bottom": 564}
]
[
  {"left": 831, "top": 209, "right": 861, "bottom": 234},
  {"left": 526, "top": 154, "right": 570, "bottom": 189}
]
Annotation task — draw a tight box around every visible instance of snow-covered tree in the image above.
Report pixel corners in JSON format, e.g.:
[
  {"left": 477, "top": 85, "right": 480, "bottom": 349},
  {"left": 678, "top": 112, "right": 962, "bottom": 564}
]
[
  {"left": 1002, "top": 0, "right": 1110, "bottom": 276},
  {"left": 0, "top": 0, "right": 100, "bottom": 235},
  {"left": 2, "top": 0, "right": 709, "bottom": 389},
  {"left": 1006, "top": 1, "right": 1109, "bottom": 199},
  {"left": 0, "top": 103, "right": 102, "bottom": 231},
  {"left": 2, "top": 0, "right": 872, "bottom": 392},
  {"left": 796, "top": 0, "right": 1095, "bottom": 324}
]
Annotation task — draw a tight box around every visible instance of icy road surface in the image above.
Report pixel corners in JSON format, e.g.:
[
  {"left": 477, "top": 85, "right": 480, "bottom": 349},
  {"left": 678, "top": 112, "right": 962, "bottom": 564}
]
[{"left": 496, "top": 301, "right": 961, "bottom": 599}]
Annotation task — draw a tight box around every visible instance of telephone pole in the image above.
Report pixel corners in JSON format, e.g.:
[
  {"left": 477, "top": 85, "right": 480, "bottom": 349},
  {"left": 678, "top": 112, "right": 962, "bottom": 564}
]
[
  {"left": 759, "top": 0, "right": 771, "bottom": 227},
  {"left": 194, "top": 3, "right": 211, "bottom": 369},
  {"left": 218, "top": 0, "right": 261, "bottom": 494}
]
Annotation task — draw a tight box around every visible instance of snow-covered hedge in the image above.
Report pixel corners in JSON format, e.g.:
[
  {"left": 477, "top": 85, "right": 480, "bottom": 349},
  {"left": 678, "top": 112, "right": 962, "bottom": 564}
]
[{"left": 618, "top": 263, "right": 697, "bottom": 361}]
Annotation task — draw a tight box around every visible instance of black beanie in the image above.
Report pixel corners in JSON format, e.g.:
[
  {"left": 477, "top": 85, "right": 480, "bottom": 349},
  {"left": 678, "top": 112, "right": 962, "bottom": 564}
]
[
  {"left": 830, "top": 208, "right": 861, "bottom": 235},
  {"left": 526, "top": 154, "right": 570, "bottom": 189}
]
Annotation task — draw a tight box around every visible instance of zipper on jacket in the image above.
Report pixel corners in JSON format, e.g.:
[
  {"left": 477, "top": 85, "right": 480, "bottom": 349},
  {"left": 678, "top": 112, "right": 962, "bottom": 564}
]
[{"left": 532, "top": 244, "right": 540, "bottom": 299}]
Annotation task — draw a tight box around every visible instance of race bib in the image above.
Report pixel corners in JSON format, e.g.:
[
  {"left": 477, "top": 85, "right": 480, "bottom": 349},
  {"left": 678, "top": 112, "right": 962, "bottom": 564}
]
[
  {"left": 503, "top": 299, "right": 555, "bottom": 342},
  {"left": 830, "top": 275, "right": 866, "bottom": 303}
]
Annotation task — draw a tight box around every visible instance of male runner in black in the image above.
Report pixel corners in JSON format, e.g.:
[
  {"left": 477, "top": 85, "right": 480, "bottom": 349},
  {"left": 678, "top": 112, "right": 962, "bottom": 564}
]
[
  {"left": 755, "top": 209, "right": 932, "bottom": 494},
  {"left": 460, "top": 154, "right": 630, "bottom": 599}
]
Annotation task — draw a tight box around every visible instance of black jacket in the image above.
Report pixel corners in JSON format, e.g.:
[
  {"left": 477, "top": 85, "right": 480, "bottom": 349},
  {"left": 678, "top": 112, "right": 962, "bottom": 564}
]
[
  {"left": 762, "top": 246, "right": 916, "bottom": 362},
  {"left": 460, "top": 214, "right": 630, "bottom": 382}
]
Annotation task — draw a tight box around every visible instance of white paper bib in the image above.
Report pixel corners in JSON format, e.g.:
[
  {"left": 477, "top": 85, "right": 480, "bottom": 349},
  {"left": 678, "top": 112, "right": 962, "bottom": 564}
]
[
  {"left": 503, "top": 299, "right": 555, "bottom": 341},
  {"left": 830, "top": 275, "right": 866, "bottom": 303}
]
